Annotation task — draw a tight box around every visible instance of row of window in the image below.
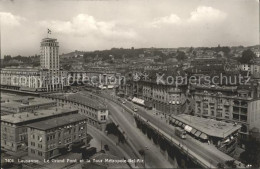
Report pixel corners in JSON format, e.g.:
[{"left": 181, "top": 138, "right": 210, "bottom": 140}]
[
  {"left": 31, "top": 134, "right": 43, "bottom": 142},
  {"left": 30, "top": 142, "right": 42, "bottom": 148},
  {"left": 30, "top": 149, "right": 43, "bottom": 156}
]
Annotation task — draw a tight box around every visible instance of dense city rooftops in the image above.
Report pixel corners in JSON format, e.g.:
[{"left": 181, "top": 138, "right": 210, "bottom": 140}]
[
  {"left": 1, "top": 97, "right": 56, "bottom": 109},
  {"left": 1, "top": 106, "right": 78, "bottom": 124},
  {"left": 26, "top": 113, "right": 87, "bottom": 130},
  {"left": 191, "top": 84, "right": 238, "bottom": 92},
  {"left": 0, "top": 66, "right": 44, "bottom": 72},
  {"left": 172, "top": 114, "right": 241, "bottom": 138},
  {"left": 1, "top": 92, "right": 22, "bottom": 102}
]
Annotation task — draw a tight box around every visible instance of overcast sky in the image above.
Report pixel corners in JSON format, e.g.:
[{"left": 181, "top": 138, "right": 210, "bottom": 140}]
[{"left": 0, "top": 0, "right": 259, "bottom": 57}]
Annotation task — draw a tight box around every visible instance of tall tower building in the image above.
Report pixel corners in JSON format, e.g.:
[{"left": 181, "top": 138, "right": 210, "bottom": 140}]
[
  {"left": 40, "top": 37, "right": 68, "bottom": 91},
  {"left": 40, "top": 38, "right": 59, "bottom": 71}
]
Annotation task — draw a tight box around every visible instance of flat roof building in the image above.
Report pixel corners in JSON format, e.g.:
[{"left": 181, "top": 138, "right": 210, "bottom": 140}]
[
  {"left": 172, "top": 114, "right": 241, "bottom": 139},
  {"left": 42, "top": 93, "right": 109, "bottom": 129},
  {"left": 1, "top": 97, "right": 57, "bottom": 114},
  {"left": 170, "top": 114, "right": 241, "bottom": 155},
  {"left": 1, "top": 106, "right": 78, "bottom": 152},
  {"left": 27, "top": 114, "right": 88, "bottom": 160}
]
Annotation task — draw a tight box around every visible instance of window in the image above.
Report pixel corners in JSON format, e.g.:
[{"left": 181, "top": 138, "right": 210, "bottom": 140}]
[
  {"left": 38, "top": 151, "right": 42, "bottom": 156},
  {"left": 31, "top": 149, "right": 35, "bottom": 154},
  {"left": 31, "top": 142, "right": 35, "bottom": 146}
]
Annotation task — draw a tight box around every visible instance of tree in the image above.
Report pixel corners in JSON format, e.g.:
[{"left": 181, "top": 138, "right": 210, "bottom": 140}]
[
  {"left": 217, "top": 162, "right": 225, "bottom": 168},
  {"left": 239, "top": 49, "right": 256, "bottom": 64},
  {"left": 3, "top": 55, "right": 12, "bottom": 62},
  {"left": 176, "top": 51, "right": 187, "bottom": 61}
]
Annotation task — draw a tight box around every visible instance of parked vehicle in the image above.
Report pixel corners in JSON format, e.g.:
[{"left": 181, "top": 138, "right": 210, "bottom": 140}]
[
  {"left": 133, "top": 107, "right": 138, "bottom": 112},
  {"left": 175, "top": 127, "right": 187, "bottom": 139}
]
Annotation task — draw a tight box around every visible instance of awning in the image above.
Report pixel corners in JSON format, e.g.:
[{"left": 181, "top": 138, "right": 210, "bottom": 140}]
[
  {"left": 184, "top": 125, "right": 193, "bottom": 133},
  {"left": 190, "top": 129, "right": 197, "bottom": 135},
  {"left": 200, "top": 133, "right": 208, "bottom": 140},
  {"left": 132, "top": 97, "right": 145, "bottom": 106},
  {"left": 195, "top": 131, "right": 202, "bottom": 137}
]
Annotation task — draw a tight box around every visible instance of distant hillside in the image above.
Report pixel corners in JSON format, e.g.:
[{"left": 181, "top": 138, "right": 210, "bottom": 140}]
[{"left": 60, "top": 50, "right": 86, "bottom": 59}]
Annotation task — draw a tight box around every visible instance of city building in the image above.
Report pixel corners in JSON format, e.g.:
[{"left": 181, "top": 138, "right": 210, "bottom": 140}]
[
  {"left": 240, "top": 64, "right": 251, "bottom": 72},
  {"left": 1, "top": 106, "right": 78, "bottom": 152},
  {"left": 1, "top": 97, "right": 56, "bottom": 114},
  {"left": 251, "top": 58, "right": 260, "bottom": 78},
  {"left": 141, "top": 81, "right": 186, "bottom": 114},
  {"left": 118, "top": 69, "right": 187, "bottom": 115},
  {"left": 27, "top": 114, "right": 88, "bottom": 160},
  {"left": 0, "top": 37, "right": 69, "bottom": 92},
  {"left": 191, "top": 84, "right": 260, "bottom": 147},
  {"left": 42, "top": 93, "right": 109, "bottom": 129},
  {"left": 190, "top": 58, "right": 225, "bottom": 75},
  {"left": 170, "top": 114, "right": 241, "bottom": 155}
]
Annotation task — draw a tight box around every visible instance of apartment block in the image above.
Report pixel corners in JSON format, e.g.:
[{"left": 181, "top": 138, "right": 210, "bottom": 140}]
[
  {"left": 27, "top": 114, "right": 88, "bottom": 160},
  {"left": 1, "top": 106, "right": 78, "bottom": 152}
]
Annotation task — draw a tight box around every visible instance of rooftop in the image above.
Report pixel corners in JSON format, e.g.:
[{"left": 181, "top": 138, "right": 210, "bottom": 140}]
[
  {"left": 1, "top": 97, "right": 56, "bottom": 109},
  {"left": 1, "top": 92, "right": 21, "bottom": 102},
  {"left": 1, "top": 106, "right": 78, "bottom": 124},
  {"left": 46, "top": 93, "right": 106, "bottom": 110},
  {"left": 172, "top": 114, "right": 241, "bottom": 138},
  {"left": 1, "top": 66, "right": 41, "bottom": 71},
  {"left": 26, "top": 113, "right": 87, "bottom": 130}
]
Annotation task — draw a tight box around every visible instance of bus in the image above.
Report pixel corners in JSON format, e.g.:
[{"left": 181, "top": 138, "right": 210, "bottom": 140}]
[{"left": 175, "top": 127, "right": 187, "bottom": 139}]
